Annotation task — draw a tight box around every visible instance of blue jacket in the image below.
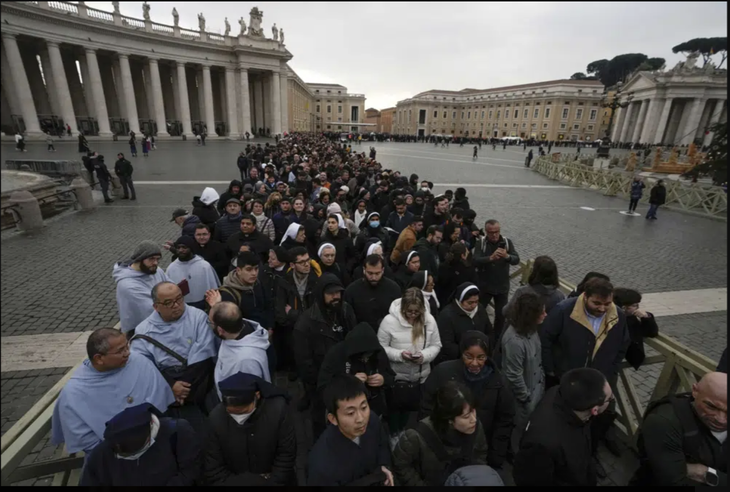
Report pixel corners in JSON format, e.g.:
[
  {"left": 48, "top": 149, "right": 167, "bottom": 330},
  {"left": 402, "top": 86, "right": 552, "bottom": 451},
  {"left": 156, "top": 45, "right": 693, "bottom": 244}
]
[
  {"left": 630, "top": 181, "right": 646, "bottom": 199},
  {"left": 385, "top": 210, "right": 414, "bottom": 234}
]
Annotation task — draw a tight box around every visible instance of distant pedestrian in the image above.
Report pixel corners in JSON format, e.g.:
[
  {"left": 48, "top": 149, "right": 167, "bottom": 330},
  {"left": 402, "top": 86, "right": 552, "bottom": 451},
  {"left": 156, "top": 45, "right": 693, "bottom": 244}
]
[
  {"left": 46, "top": 133, "right": 56, "bottom": 152},
  {"left": 115, "top": 153, "right": 136, "bottom": 201},
  {"left": 645, "top": 179, "right": 666, "bottom": 220},
  {"left": 150, "top": 134, "right": 156, "bottom": 150},
  {"left": 196, "top": 131, "right": 202, "bottom": 146},
  {"left": 245, "top": 131, "right": 250, "bottom": 142},
  {"left": 66, "top": 123, "right": 72, "bottom": 136},
  {"left": 628, "top": 176, "right": 645, "bottom": 214},
  {"left": 15, "top": 132, "right": 26, "bottom": 152},
  {"left": 525, "top": 149, "right": 533, "bottom": 168},
  {"left": 93, "top": 155, "right": 113, "bottom": 203},
  {"left": 502, "top": 141, "right": 507, "bottom": 150},
  {"left": 129, "top": 134, "right": 137, "bottom": 157},
  {"left": 473, "top": 145, "right": 478, "bottom": 160},
  {"left": 492, "top": 142, "right": 496, "bottom": 150},
  {"left": 78, "top": 133, "right": 89, "bottom": 153},
  {"left": 141, "top": 135, "right": 149, "bottom": 157},
  {"left": 201, "top": 129, "right": 207, "bottom": 146}
]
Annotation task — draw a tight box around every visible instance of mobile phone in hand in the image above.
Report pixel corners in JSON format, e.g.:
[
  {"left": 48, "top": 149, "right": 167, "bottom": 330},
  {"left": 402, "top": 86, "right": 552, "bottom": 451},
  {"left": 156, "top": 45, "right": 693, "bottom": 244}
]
[{"left": 177, "top": 279, "right": 190, "bottom": 297}]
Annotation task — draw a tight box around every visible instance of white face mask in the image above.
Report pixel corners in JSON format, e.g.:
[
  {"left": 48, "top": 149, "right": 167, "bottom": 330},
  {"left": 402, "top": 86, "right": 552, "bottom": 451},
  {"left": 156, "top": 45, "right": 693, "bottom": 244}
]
[{"left": 229, "top": 410, "right": 255, "bottom": 425}]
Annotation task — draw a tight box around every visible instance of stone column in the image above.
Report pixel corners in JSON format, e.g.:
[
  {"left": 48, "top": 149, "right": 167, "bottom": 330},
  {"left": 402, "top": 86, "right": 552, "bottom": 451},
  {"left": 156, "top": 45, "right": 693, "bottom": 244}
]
[
  {"left": 84, "top": 48, "right": 112, "bottom": 136},
  {"left": 63, "top": 50, "right": 87, "bottom": 118},
  {"left": 610, "top": 105, "right": 625, "bottom": 142},
  {"left": 619, "top": 101, "right": 636, "bottom": 143},
  {"left": 46, "top": 41, "right": 78, "bottom": 135},
  {"left": 678, "top": 98, "right": 706, "bottom": 146},
  {"left": 201, "top": 64, "right": 216, "bottom": 138},
  {"left": 0, "top": 42, "right": 21, "bottom": 116},
  {"left": 653, "top": 98, "right": 673, "bottom": 145},
  {"left": 253, "top": 77, "right": 264, "bottom": 134},
  {"left": 148, "top": 58, "right": 169, "bottom": 136},
  {"left": 78, "top": 53, "right": 96, "bottom": 119},
  {"left": 112, "top": 58, "right": 127, "bottom": 121},
  {"left": 2, "top": 33, "right": 43, "bottom": 136},
  {"left": 225, "top": 66, "right": 239, "bottom": 138},
  {"left": 38, "top": 45, "right": 61, "bottom": 118},
  {"left": 638, "top": 99, "right": 658, "bottom": 144},
  {"left": 631, "top": 100, "right": 649, "bottom": 144},
  {"left": 238, "top": 66, "right": 252, "bottom": 136},
  {"left": 703, "top": 99, "right": 725, "bottom": 147},
  {"left": 118, "top": 54, "right": 140, "bottom": 134},
  {"left": 175, "top": 61, "right": 194, "bottom": 137},
  {"left": 279, "top": 70, "right": 289, "bottom": 133},
  {"left": 270, "top": 70, "right": 282, "bottom": 135}
]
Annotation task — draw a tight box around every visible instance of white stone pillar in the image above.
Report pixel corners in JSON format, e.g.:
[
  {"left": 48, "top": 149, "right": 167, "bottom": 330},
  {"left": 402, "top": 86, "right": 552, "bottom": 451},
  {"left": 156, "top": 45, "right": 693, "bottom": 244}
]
[
  {"left": 703, "top": 99, "right": 725, "bottom": 147},
  {"left": 238, "top": 66, "right": 252, "bottom": 136},
  {"left": 610, "top": 105, "right": 625, "bottom": 142},
  {"left": 619, "top": 102, "right": 636, "bottom": 143},
  {"left": 38, "top": 46, "right": 61, "bottom": 119},
  {"left": 631, "top": 100, "right": 649, "bottom": 144},
  {"left": 112, "top": 58, "right": 127, "bottom": 121},
  {"left": 118, "top": 54, "right": 140, "bottom": 134},
  {"left": 78, "top": 54, "right": 96, "bottom": 119},
  {"left": 148, "top": 58, "right": 169, "bottom": 136},
  {"left": 225, "top": 66, "right": 239, "bottom": 138},
  {"left": 253, "top": 77, "right": 264, "bottom": 134},
  {"left": 84, "top": 48, "right": 112, "bottom": 137},
  {"left": 176, "top": 61, "right": 194, "bottom": 137},
  {"left": 2, "top": 33, "right": 43, "bottom": 136},
  {"left": 653, "top": 98, "right": 673, "bottom": 145},
  {"left": 279, "top": 70, "right": 289, "bottom": 133},
  {"left": 638, "top": 99, "right": 658, "bottom": 144},
  {"left": 270, "top": 70, "right": 282, "bottom": 135},
  {"left": 46, "top": 41, "right": 78, "bottom": 135},
  {"left": 201, "top": 64, "right": 216, "bottom": 138},
  {"left": 678, "top": 98, "right": 705, "bottom": 146}
]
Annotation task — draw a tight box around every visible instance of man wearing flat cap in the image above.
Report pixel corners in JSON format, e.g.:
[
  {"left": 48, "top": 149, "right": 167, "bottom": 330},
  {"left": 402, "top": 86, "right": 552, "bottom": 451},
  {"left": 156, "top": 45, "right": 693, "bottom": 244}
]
[
  {"left": 204, "top": 372, "right": 296, "bottom": 486},
  {"left": 80, "top": 403, "right": 201, "bottom": 486}
]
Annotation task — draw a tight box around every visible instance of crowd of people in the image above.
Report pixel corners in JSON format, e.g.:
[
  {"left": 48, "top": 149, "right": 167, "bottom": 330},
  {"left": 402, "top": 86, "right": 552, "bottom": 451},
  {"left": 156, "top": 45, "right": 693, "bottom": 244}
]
[{"left": 49, "top": 132, "right": 727, "bottom": 487}]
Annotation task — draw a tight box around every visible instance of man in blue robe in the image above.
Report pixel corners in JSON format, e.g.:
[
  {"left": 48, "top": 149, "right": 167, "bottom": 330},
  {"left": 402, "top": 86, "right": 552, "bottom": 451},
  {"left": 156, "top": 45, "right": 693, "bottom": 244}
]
[
  {"left": 130, "top": 282, "right": 218, "bottom": 432},
  {"left": 51, "top": 328, "right": 175, "bottom": 455},
  {"left": 112, "top": 240, "right": 171, "bottom": 338},
  {"left": 166, "top": 236, "right": 220, "bottom": 310},
  {"left": 80, "top": 403, "right": 201, "bottom": 486}
]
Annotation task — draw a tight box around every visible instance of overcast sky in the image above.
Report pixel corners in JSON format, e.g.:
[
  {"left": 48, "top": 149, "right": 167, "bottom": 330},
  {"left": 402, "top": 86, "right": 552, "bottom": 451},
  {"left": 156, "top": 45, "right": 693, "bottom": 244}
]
[{"left": 88, "top": 2, "right": 727, "bottom": 110}]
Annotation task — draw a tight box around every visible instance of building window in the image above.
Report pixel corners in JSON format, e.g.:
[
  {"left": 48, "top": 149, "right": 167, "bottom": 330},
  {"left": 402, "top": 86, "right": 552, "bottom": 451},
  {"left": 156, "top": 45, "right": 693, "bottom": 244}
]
[
  {"left": 561, "top": 108, "right": 569, "bottom": 119},
  {"left": 452, "top": 111, "right": 456, "bottom": 119},
  {"left": 514, "top": 110, "right": 519, "bottom": 118},
  {"left": 434, "top": 110, "right": 438, "bottom": 118},
  {"left": 442, "top": 111, "right": 446, "bottom": 118},
  {"left": 522, "top": 123, "right": 526, "bottom": 128},
  {"left": 523, "top": 109, "right": 528, "bottom": 118},
  {"left": 338, "top": 106, "right": 342, "bottom": 113},
  {"left": 543, "top": 123, "right": 548, "bottom": 129},
  {"left": 496, "top": 111, "right": 501, "bottom": 119},
  {"left": 316, "top": 105, "right": 320, "bottom": 112},
  {"left": 419, "top": 109, "right": 426, "bottom": 125},
  {"left": 488, "top": 110, "right": 493, "bottom": 119},
  {"left": 512, "top": 123, "right": 518, "bottom": 128},
  {"left": 575, "top": 108, "right": 583, "bottom": 119},
  {"left": 589, "top": 109, "right": 597, "bottom": 120},
  {"left": 531, "top": 123, "right": 537, "bottom": 129},
  {"left": 545, "top": 108, "right": 551, "bottom": 119},
  {"left": 467, "top": 112, "right": 471, "bottom": 119},
  {"left": 534, "top": 108, "right": 540, "bottom": 119},
  {"left": 587, "top": 125, "right": 594, "bottom": 131},
  {"left": 327, "top": 105, "right": 331, "bottom": 113},
  {"left": 560, "top": 123, "right": 567, "bottom": 129},
  {"left": 481, "top": 111, "right": 485, "bottom": 118},
  {"left": 572, "top": 124, "right": 580, "bottom": 130},
  {"left": 461, "top": 112, "right": 465, "bottom": 119}
]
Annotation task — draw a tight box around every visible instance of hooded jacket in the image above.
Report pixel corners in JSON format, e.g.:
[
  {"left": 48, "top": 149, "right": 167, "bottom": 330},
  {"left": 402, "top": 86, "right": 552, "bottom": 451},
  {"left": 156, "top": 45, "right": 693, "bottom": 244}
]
[
  {"left": 192, "top": 188, "right": 221, "bottom": 231},
  {"left": 376, "top": 298, "right": 442, "bottom": 384},
  {"left": 112, "top": 263, "right": 171, "bottom": 333},
  {"left": 214, "top": 319, "right": 271, "bottom": 398},
  {"left": 317, "top": 322, "right": 396, "bottom": 417},
  {"left": 219, "top": 271, "right": 275, "bottom": 329},
  {"left": 414, "top": 237, "right": 440, "bottom": 278},
  {"left": 180, "top": 215, "right": 202, "bottom": 237},
  {"left": 293, "top": 274, "right": 357, "bottom": 389},
  {"left": 355, "top": 214, "right": 391, "bottom": 255},
  {"left": 217, "top": 180, "right": 242, "bottom": 214}
]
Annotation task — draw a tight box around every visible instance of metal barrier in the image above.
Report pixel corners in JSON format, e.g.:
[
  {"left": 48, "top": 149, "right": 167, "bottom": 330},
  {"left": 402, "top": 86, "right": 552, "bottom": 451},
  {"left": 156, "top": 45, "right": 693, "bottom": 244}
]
[
  {"left": 0, "top": 262, "right": 720, "bottom": 484},
  {"left": 532, "top": 156, "right": 728, "bottom": 220}
]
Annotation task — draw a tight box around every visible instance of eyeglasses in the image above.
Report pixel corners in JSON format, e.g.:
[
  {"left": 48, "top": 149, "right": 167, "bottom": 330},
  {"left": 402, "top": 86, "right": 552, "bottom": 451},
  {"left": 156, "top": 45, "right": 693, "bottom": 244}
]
[
  {"left": 405, "top": 309, "right": 423, "bottom": 316},
  {"left": 106, "top": 342, "right": 130, "bottom": 356},
  {"left": 294, "top": 258, "right": 310, "bottom": 265},
  {"left": 159, "top": 295, "right": 184, "bottom": 308}
]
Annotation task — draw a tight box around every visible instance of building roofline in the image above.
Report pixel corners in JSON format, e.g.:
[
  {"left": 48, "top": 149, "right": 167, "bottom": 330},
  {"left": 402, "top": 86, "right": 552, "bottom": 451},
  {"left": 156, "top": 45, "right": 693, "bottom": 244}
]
[{"left": 412, "top": 78, "right": 604, "bottom": 98}]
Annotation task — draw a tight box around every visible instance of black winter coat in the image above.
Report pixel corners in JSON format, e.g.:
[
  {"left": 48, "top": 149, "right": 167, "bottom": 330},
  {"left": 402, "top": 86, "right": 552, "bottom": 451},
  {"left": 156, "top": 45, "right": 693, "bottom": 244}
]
[
  {"left": 293, "top": 274, "right": 357, "bottom": 390},
  {"left": 472, "top": 235, "right": 520, "bottom": 295},
  {"left": 321, "top": 229, "right": 357, "bottom": 272},
  {"left": 413, "top": 237, "right": 440, "bottom": 279},
  {"left": 226, "top": 230, "right": 275, "bottom": 264},
  {"left": 421, "top": 359, "right": 515, "bottom": 468},
  {"left": 624, "top": 312, "right": 659, "bottom": 370},
  {"left": 80, "top": 418, "right": 201, "bottom": 486},
  {"left": 436, "top": 260, "right": 477, "bottom": 306},
  {"left": 193, "top": 239, "right": 229, "bottom": 282},
  {"left": 217, "top": 180, "right": 242, "bottom": 214},
  {"left": 435, "top": 301, "right": 492, "bottom": 365},
  {"left": 649, "top": 184, "right": 666, "bottom": 205},
  {"left": 513, "top": 386, "right": 595, "bottom": 486},
  {"left": 114, "top": 158, "right": 133, "bottom": 177},
  {"left": 344, "top": 277, "right": 401, "bottom": 332},
  {"left": 275, "top": 269, "right": 320, "bottom": 330},
  {"left": 204, "top": 397, "right": 296, "bottom": 486},
  {"left": 192, "top": 198, "right": 220, "bottom": 232},
  {"left": 213, "top": 213, "right": 243, "bottom": 246},
  {"left": 540, "top": 296, "right": 630, "bottom": 384}
]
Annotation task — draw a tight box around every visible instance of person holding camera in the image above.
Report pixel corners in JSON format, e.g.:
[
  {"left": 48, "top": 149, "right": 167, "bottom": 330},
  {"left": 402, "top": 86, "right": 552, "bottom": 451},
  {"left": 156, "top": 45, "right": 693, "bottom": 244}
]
[{"left": 472, "top": 220, "right": 520, "bottom": 348}]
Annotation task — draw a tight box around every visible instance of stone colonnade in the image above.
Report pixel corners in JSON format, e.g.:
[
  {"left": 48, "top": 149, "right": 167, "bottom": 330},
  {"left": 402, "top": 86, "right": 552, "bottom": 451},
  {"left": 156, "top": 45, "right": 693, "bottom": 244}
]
[
  {"left": 611, "top": 95, "right": 727, "bottom": 147},
  {"left": 0, "top": 33, "right": 288, "bottom": 138}
]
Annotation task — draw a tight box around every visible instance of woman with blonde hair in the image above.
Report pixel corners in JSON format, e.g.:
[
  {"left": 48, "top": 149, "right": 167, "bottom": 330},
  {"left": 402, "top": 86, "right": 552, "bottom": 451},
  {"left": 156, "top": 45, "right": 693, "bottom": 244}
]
[
  {"left": 378, "top": 287, "right": 442, "bottom": 440},
  {"left": 264, "top": 192, "right": 282, "bottom": 219}
]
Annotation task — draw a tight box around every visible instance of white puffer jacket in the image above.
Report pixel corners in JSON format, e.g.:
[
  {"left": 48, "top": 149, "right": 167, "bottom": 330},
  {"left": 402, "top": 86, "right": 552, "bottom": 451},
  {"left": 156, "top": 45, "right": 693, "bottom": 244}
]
[{"left": 377, "top": 298, "right": 442, "bottom": 384}]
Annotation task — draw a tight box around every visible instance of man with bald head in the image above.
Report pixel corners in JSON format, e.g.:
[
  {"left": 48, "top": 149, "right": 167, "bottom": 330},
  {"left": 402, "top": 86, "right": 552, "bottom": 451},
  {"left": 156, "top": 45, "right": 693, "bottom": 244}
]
[
  {"left": 209, "top": 301, "right": 272, "bottom": 400},
  {"left": 131, "top": 282, "right": 217, "bottom": 433},
  {"left": 632, "top": 372, "right": 727, "bottom": 486}
]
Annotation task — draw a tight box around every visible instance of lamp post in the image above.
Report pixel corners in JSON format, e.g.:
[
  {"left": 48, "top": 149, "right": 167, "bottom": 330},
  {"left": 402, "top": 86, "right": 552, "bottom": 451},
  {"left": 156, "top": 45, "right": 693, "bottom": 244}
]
[{"left": 597, "top": 82, "right": 634, "bottom": 157}]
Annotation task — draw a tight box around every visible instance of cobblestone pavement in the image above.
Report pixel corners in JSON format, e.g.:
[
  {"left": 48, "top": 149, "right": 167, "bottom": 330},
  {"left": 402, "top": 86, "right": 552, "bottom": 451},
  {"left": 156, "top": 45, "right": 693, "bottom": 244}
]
[{"left": 1, "top": 139, "right": 725, "bottom": 486}]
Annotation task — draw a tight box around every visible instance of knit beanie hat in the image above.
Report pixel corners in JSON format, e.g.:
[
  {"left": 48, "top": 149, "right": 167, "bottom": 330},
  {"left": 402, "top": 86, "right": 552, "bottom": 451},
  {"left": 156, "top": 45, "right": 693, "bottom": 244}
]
[{"left": 129, "top": 240, "right": 162, "bottom": 264}]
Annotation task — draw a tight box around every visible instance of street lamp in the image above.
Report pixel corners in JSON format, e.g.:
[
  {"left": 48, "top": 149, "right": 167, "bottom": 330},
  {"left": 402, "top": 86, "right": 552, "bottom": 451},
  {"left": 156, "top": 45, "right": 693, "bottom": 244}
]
[{"left": 598, "top": 81, "right": 634, "bottom": 156}]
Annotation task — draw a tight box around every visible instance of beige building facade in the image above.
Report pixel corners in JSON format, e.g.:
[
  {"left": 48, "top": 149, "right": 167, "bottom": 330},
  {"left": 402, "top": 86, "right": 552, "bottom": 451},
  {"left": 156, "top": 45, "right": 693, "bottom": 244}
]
[
  {"left": 392, "top": 79, "right": 608, "bottom": 141},
  {"left": 363, "top": 107, "right": 395, "bottom": 133},
  {"left": 0, "top": 1, "right": 363, "bottom": 138},
  {"left": 309, "top": 83, "right": 366, "bottom": 133}
]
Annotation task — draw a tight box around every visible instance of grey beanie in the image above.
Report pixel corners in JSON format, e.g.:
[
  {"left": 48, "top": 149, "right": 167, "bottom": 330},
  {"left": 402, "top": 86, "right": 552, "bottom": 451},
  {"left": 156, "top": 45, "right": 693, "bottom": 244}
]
[
  {"left": 129, "top": 240, "right": 162, "bottom": 264},
  {"left": 445, "top": 465, "right": 504, "bottom": 486}
]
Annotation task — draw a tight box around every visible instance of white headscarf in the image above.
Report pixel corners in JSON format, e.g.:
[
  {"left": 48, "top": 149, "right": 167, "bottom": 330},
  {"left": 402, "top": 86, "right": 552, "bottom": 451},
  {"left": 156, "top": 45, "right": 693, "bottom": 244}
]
[
  {"left": 318, "top": 242, "right": 336, "bottom": 258},
  {"left": 413, "top": 270, "right": 439, "bottom": 310},
  {"left": 457, "top": 284, "right": 480, "bottom": 318},
  {"left": 334, "top": 213, "right": 346, "bottom": 230},
  {"left": 366, "top": 241, "right": 383, "bottom": 257},
  {"left": 280, "top": 222, "right": 302, "bottom": 245}
]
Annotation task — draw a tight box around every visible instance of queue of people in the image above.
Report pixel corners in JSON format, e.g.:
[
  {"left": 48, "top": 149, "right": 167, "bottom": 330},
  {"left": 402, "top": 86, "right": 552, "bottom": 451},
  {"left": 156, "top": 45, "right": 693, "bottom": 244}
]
[{"left": 49, "top": 132, "right": 726, "bottom": 487}]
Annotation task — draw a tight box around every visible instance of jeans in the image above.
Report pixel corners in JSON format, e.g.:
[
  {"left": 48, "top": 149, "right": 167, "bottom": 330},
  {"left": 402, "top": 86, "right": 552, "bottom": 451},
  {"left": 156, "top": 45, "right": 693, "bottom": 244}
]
[
  {"left": 119, "top": 175, "right": 136, "bottom": 199},
  {"left": 646, "top": 203, "right": 659, "bottom": 218}
]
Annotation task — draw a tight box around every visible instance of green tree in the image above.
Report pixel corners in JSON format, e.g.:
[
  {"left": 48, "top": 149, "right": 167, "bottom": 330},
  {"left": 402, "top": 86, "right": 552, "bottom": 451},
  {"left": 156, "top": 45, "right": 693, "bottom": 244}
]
[
  {"left": 682, "top": 121, "right": 727, "bottom": 185},
  {"left": 672, "top": 37, "right": 728, "bottom": 68},
  {"left": 570, "top": 72, "right": 587, "bottom": 80},
  {"left": 636, "top": 57, "right": 666, "bottom": 71},
  {"left": 586, "top": 59, "right": 609, "bottom": 81},
  {"left": 586, "top": 54, "right": 661, "bottom": 87}
]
